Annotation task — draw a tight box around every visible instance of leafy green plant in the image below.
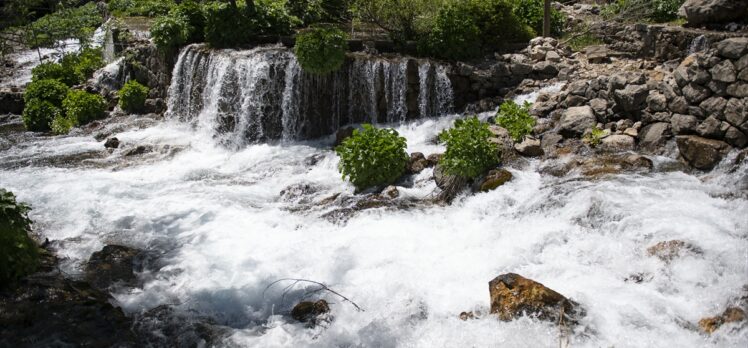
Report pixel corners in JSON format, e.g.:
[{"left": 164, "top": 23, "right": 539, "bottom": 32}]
[
  {"left": 496, "top": 100, "right": 535, "bottom": 142},
  {"left": 287, "top": 0, "right": 351, "bottom": 25},
  {"left": 603, "top": 0, "right": 685, "bottom": 23},
  {"left": 584, "top": 126, "right": 607, "bottom": 147},
  {"left": 512, "top": 0, "right": 566, "bottom": 37},
  {"left": 63, "top": 90, "right": 107, "bottom": 125},
  {"left": 31, "top": 48, "right": 104, "bottom": 86},
  {"left": 295, "top": 25, "right": 348, "bottom": 75},
  {"left": 24, "top": 78, "right": 69, "bottom": 107},
  {"left": 336, "top": 124, "right": 409, "bottom": 191},
  {"left": 31, "top": 61, "right": 73, "bottom": 84},
  {"left": 22, "top": 99, "right": 63, "bottom": 132},
  {"left": 172, "top": 0, "right": 206, "bottom": 43},
  {"left": 118, "top": 80, "right": 150, "bottom": 113},
  {"left": 108, "top": 0, "right": 176, "bottom": 18},
  {"left": 439, "top": 116, "right": 499, "bottom": 178},
  {"left": 253, "top": 0, "right": 301, "bottom": 36},
  {"left": 71, "top": 47, "right": 104, "bottom": 82},
  {"left": 204, "top": 2, "right": 251, "bottom": 48},
  {"left": 150, "top": 13, "right": 190, "bottom": 50},
  {"left": 51, "top": 114, "right": 77, "bottom": 135},
  {"left": 24, "top": 2, "right": 103, "bottom": 49},
  {"left": 0, "top": 189, "right": 39, "bottom": 287}
]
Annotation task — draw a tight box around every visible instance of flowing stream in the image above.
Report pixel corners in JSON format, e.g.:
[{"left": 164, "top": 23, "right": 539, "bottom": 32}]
[{"left": 1, "top": 45, "right": 747, "bottom": 347}]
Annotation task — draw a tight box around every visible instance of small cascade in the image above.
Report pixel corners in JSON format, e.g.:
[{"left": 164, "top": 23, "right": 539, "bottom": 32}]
[
  {"left": 688, "top": 35, "right": 710, "bottom": 55},
  {"left": 166, "top": 44, "right": 454, "bottom": 147}
]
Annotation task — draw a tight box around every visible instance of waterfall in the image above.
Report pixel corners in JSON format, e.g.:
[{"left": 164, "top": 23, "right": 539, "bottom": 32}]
[
  {"left": 688, "top": 35, "right": 709, "bottom": 55},
  {"left": 166, "top": 44, "right": 454, "bottom": 147}
]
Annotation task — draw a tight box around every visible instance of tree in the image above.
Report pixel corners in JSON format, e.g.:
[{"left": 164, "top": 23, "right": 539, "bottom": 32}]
[{"left": 543, "top": 0, "right": 550, "bottom": 37}]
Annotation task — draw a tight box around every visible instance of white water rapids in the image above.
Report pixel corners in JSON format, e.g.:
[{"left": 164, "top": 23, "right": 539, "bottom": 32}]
[{"left": 1, "top": 74, "right": 747, "bottom": 347}]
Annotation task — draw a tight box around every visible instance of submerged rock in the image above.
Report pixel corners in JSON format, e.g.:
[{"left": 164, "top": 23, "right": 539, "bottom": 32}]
[
  {"left": 699, "top": 307, "right": 746, "bottom": 334},
  {"left": 647, "top": 240, "right": 703, "bottom": 262},
  {"left": 476, "top": 169, "right": 513, "bottom": 192},
  {"left": 291, "top": 300, "right": 331, "bottom": 323},
  {"left": 489, "top": 273, "right": 582, "bottom": 324},
  {"left": 104, "top": 137, "right": 120, "bottom": 149},
  {"left": 85, "top": 245, "right": 140, "bottom": 291}
]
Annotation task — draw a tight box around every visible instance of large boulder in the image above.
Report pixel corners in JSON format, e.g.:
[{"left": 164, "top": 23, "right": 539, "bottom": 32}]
[
  {"left": 699, "top": 307, "right": 746, "bottom": 334},
  {"left": 0, "top": 88, "right": 24, "bottom": 115},
  {"left": 613, "top": 84, "right": 649, "bottom": 113},
  {"left": 679, "top": 0, "right": 748, "bottom": 26},
  {"left": 639, "top": 122, "right": 672, "bottom": 152},
  {"left": 85, "top": 245, "right": 140, "bottom": 291},
  {"left": 559, "top": 106, "right": 596, "bottom": 138},
  {"left": 676, "top": 135, "right": 731, "bottom": 170},
  {"left": 291, "top": 300, "right": 330, "bottom": 323},
  {"left": 514, "top": 137, "right": 544, "bottom": 157},
  {"left": 476, "top": 169, "right": 513, "bottom": 192},
  {"left": 489, "top": 273, "right": 582, "bottom": 324},
  {"left": 716, "top": 37, "right": 748, "bottom": 59},
  {"left": 671, "top": 114, "right": 700, "bottom": 135},
  {"left": 599, "top": 134, "right": 635, "bottom": 152}
]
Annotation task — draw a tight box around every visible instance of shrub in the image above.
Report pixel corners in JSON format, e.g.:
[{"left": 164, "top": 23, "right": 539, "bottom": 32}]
[
  {"left": 336, "top": 124, "right": 409, "bottom": 191},
  {"left": 63, "top": 90, "right": 107, "bottom": 125},
  {"left": 31, "top": 62, "right": 68, "bottom": 83},
  {"left": 172, "top": 0, "right": 206, "bottom": 43},
  {"left": 118, "top": 80, "right": 149, "bottom": 113},
  {"left": 0, "top": 189, "right": 39, "bottom": 287},
  {"left": 150, "top": 13, "right": 190, "bottom": 50},
  {"left": 31, "top": 48, "right": 104, "bottom": 86},
  {"left": 71, "top": 47, "right": 104, "bottom": 82},
  {"left": 512, "top": 0, "right": 566, "bottom": 37},
  {"left": 25, "top": 2, "right": 104, "bottom": 49},
  {"left": 496, "top": 100, "right": 535, "bottom": 142},
  {"left": 439, "top": 117, "right": 499, "bottom": 178},
  {"left": 603, "top": 0, "right": 685, "bottom": 23},
  {"left": 22, "top": 99, "right": 62, "bottom": 132},
  {"left": 295, "top": 25, "right": 348, "bottom": 75},
  {"left": 584, "top": 126, "right": 606, "bottom": 147},
  {"left": 51, "top": 114, "right": 77, "bottom": 135},
  {"left": 24, "top": 78, "right": 69, "bottom": 107},
  {"left": 108, "top": 0, "right": 176, "bottom": 17},
  {"left": 204, "top": 2, "right": 250, "bottom": 48},
  {"left": 253, "top": 0, "right": 301, "bottom": 36},
  {"left": 419, "top": 0, "right": 532, "bottom": 60},
  {"left": 287, "top": 0, "right": 351, "bottom": 25},
  {"left": 352, "top": 0, "right": 443, "bottom": 42}
]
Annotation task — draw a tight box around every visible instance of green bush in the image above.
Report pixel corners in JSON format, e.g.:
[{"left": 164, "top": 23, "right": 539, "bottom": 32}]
[
  {"left": 22, "top": 99, "right": 63, "bottom": 132},
  {"left": 352, "top": 0, "right": 444, "bottom": 43},
  {"left": 51, "top": 114, "right": 77, "bottom": 135},
  {"left": 172, "top": 0, "right": 206, "bottom": 43},
  {"left": 63, "top": 90, "right": 107, "bottom": 125},
  {"left": 24, "top": 78, "right": 69, "bottom": 107},
  {"left": 150, "top": 13, "right": 190, "bottom": 50},
  {"left": 584, "top": 126, "right": 606, "bottom": 147},
  {"left": 108, "top": 0, "right": 176, "bottom": 17},
  {"left": 439, "top": 116, "right": 499, "bottom": 178},
  {"left": 71, "top": 47, "right": 104, "bottom": 82},
  {"left": 512, "top": 0, "right": 566, "bottom": 37},
  {"left": 287, "top": 0, "right": 351, "bottom": 25},
  {"left": 31, "top": 48, "right": 104, "bottom": 86},
  {"left": 0, "top": 189, "right": 39, "bottom": 287},
  {"left": 31, "top": 61, "right": 73, "bottom": 85},
  {"left": 253, "top": 0, "right": 301, "bottom": 36},
  {"left": 25, "top": 2, "right": 104, "bottom": 49},
  {"left": 496, "top": 100, "right": 535, "bottom": 142},
  {"left": 336, "top": 124, "right": 409, "bottom": 191},
  {"left": 419, "top": 0, "right": 532, "bottom": 60},
  {"left": 204, "top": 2, "right": 250, "bottom": 48},
  {"left": 118, "top": 80, "right": 149, "bottom": 113},
  {"left": 295, "top": 25, "right": 348, "bottom": 75},
  {"left": 604, "top": 0, "right": 685, "bottom": 23}
]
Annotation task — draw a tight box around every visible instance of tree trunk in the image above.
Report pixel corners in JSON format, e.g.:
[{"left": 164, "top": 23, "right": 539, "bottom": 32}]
[{"left": 543, "top": 0, "right": 551, "bottom": 37}]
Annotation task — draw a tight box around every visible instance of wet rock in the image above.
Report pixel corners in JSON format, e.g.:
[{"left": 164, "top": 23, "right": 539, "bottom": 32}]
[
  {"left": 699, "top": 307, "right": 746, "bottom": 334},
  {"left": 559, "top": 106, "right": 596, "bottom": 138},
  {"left": 647, "top": 240, "right": 703, "bottom": 262},
  {"left": 291, "top": 300, "right": 330, "bottom": 323},
  {"left": 716, "top": 37, "right": 748, "bottom": 59},
  {"left": 614, "top": 84, "right": 649, "bottom": 113},
  {"left": 727, "top": 82, "right": 748, "bottom": 98},
  {"left": 334, "top": 127, "right": 355, "bottom": 147},
  {"left": 669, "top": 96, "right": 690, "bottom": 115},
  {"left": 459, "top": 311, "right": 477, "bottom": 321},
  {"left": 85, "top": 245, "right": 140, "bottom": 291},
  {"left": 579, "top": 154, "right": 653, "bottom": 177},
  {"left": 676, "top": 135, "right": 731, "bottom": 170},
  {"left": 647, "top": 92, "right": 668, "bottom": 112},
  {"left": 514, "top": 137, "right": 543, "bottom": 157},
  {"left": 489, "top": 273, "right": 582, "bottom": 324},
  {"left": 381, "top": 185, "right": 400, "bottom": 199},
  {"left": 408, "top": 152, "right": 430, "bottom": 174},
  {"left": 682, "top": 83, "right": 711, "bottom": 104},
  {"left": 104, "top": 137, "right": 120, "bottom": 149},
  {"left": 699, "top": 97, "right": 727, "bottom": 119},
  {"left": 476, "top": 169, "right": 513, "bottom": 192},
  {"left": 133, "top": 304, "right": 227, "bottom": 346},
  {"left": 725, "top": 126, "right": 748, "bottom": 148},
  {"left": 426, "top": 153, "right": 442, "bottom": 167},
  {"left": 710, "top": 60, "right": 737, "bottom": 83},
  {"left": 599, "top": 134, "right": 635, "bottom": 152},
  {"left": 124, "top": 145, "right": 151, "bottom": 156},
  {"left": 639, "top": 122, "right": 672, "bottom": 152},
  {"left": 697, "top": 116, "right": 725, "bottom": 138},
  {"left": 671, "top": 114, "right": 700, "bottom": 135},
  {"left": 0, "top": 88, "right": 24, "bottom": 115}
]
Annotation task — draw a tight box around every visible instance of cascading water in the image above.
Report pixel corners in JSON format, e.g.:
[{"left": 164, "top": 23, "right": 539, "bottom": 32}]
[{"left": 166, "top": 44, "right": 454, "bottom": 146}]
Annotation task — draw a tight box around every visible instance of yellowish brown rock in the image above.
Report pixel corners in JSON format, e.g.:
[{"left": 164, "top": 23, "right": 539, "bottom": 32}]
[
  {"left": 699, "top": 307, "right": 746, "bottom": 334},
  {"left": 488, "top": 273, "right": 582, "bottom": 323},
  {"left": 647, "top": 240, "right": 702, "bottom": 262}
]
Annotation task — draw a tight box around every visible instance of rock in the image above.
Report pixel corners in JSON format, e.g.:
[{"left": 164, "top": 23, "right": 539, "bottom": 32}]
[
  {"left": 624, "top": 127, "right": 638, "bottom": 137},
  {"left": 559, "top": 106, "right": 596, "bottom": 138},
  {"left": 568, "top": 81, "right": 588, "bottom": 96},
  {"left": 614, "top": 84, "right": 649, "bottom": 113},
  {"left": 85, "top": 245, "right": 139, "bottom": 291},
  {"left": 408, "top": 152, "right": 429, "bottom": 174},
  {"left": 132, "top": 305, "right": 226, "bottom": 347},
  {"left": 510, "top": 62, "right": 533, "bottom": 76},
  {"left": 676, "top": 135, "right": 732, "bottom": 170},
  {"left": 477, "top": 169, "right": 513, "bottom": 192},
  {"left": 647, "top": 240, "right": 703, "bottom": 262},
  {"left": 699, "top": 97, "right": 727, "bottom": 119},
  {"left": 710, "top": 60, "right": 737, "bottom": 83},
  {"left": 381, "top": 186, "right": 400, "bottom": 199},
  {"left": 639, "top": 122, "right": 672, "bottom": 152},
  {"left": 514, "top": 137, "right": 543, "bottom": 157},
  {"left": 426, "top": 153, "right": 442, "bottom": 167},
  {"left": 727, "top": 82, "right": 748, "bottom": 98},
  {"left": 545, "top": 50, "right": 561, "bottom": 62},
  {"left": 541, "top": 132, "right": 564, "bottom": 153},
  {"left": 647, "top": 92, "right": 668, "bottom": 112},
  {"left": 579, "top": 154, "right": 654, "bottom": 177},
  {"left": 669, "top": 96, "right": 690, "bottom": 115},
  {"left": 124, "top": 145, "right": 150, "bottom": 156},
  {"left": 716, "top": 37, "right": 748, "bottom": 59},
  {"left": 459, "top": 311, "right": 477, "bottom": 321},
  {"left": 680, "top": 1, "right": 748, "bottom": 26},
  {"left": 738, "top": 55, "right": 748, "bottom": 72},
  {"left": 532, "top": 61, "right": 559, "bottom": 77},
  {"left": 725, "top": 98, "right": 748, "bottom": 130},
  {"left": 488, "top": 273, "right": 581, "bottom": 323},
  {"left": 671, "top": 114, "right": 700, "bottom": 135},
  {"left": 589, "top": 98, "right": 608, "bottom": 118},
  {"left": 707, "top": 80, "right": 728, "bottom": 96},
  {"left": 586, "top": 45, "right": 608, "bottom": 63},
  {"left": 699, "top": 307, "right": 747, "bottom": 334},
  {"left": 143, "top": 98, "right": 166, "bottom": 114},
  {"left": 0, "top": 88, "right": 24, "bottom": 114},
  {"left": 725, "top": 126, "right": 748, "bottom": 148},
  {"left": 104, "top": 137, "right": 120, "bottom": 149},
  {"left": 334, "top": 127, "right": 355, "bottom": 147},
  {"left": 291, "top": 300, "right": 330, "bottom": 323},
  {"left": 599, "top": 135, "right": 635, "bottom": 152},
  {"left": 697, "top": 116, "right": 725, "bottom": 138},
  {"left": 739, "top": 67, "right": 748, "bottom": 82},
  {"left": 682, "top": 83, "right": 711, "bottom": 104}
]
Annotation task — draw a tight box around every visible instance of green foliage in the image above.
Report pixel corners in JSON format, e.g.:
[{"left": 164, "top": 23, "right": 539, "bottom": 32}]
[
  {"left": 108, "top": 0, "right": 176, "bottom": 18},
  {"left": 63, "top": 90, "right": 107, "bottom": 125},
  {"left": 253, "top": 0, "right": 301, "bottom": 36},
  {"left": 496, "top": 100, "right": 535, "bottom": 142},
  {"left": 352, "top": 0, "right": 445, "bottom": 42},
  {"left": 25, "top": 2, "right": 104, "bottom": 49},
  {"left": 512, "top": 0, "right": 565, "bottom": 37},
  {"left": 31, "top": 47, "right": 104, "bottom": 86},
  {"left": 24, "top": 78, "right": 69, "bottom": 107},
  {"left": 118, "top": 80, "right": 149, "bottom": 113},
  {"left": 51, "top": 113, "right": 77, "bottom": 135},
  {"left": 336, "top": 124, "right": 409, "bottom": 191},
  {"left": 439, "top": 117, "right": 499, "bottom": 178},
  {"left": 563, "top": 29, "right": 604, "bottom": 52},
  {"left": 150, "top": 13, "right": 190, "bottom": 50},
  {"left": 419, "top": 0, "right": 532, "bottom": 60},
  {"left": 603, "top": 0, "right": 685, "bottom": 23},
  {"left": 204, "top": 2, "right": 251, "bottom": 48},
  {"left": 22, "top": 99, "right": 63, "bottom": 132},
  {"left": 287, "top": 0, "right": 351, "bottom": 25},
  {"left": 172, "top": 0, "right": 206, "bottom": 43},
  {"left": 295, "top": 25, "right": 348, "bottom": 75},
  {"left": 584, "top": 127, "right": 607, "bottom": 147},
  {"left": 0, "top": 189, "right": 39, "bottom": 287}
]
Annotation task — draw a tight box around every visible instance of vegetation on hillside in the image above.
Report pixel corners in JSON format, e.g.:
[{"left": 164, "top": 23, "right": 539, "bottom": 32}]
[
  {"left": 439, "top": 117, "right": 499, "bottom": 178},
  {"left": 0, "top": 189, "right": 39, "bottom": 287},
  {"left": 336, "top": 124, "right": 409, "bottom": 191}
]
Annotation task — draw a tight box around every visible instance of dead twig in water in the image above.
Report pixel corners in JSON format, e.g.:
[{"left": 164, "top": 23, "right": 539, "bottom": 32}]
[{"left": 263, "top": 278, "right": 365, "bottom": 312}]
